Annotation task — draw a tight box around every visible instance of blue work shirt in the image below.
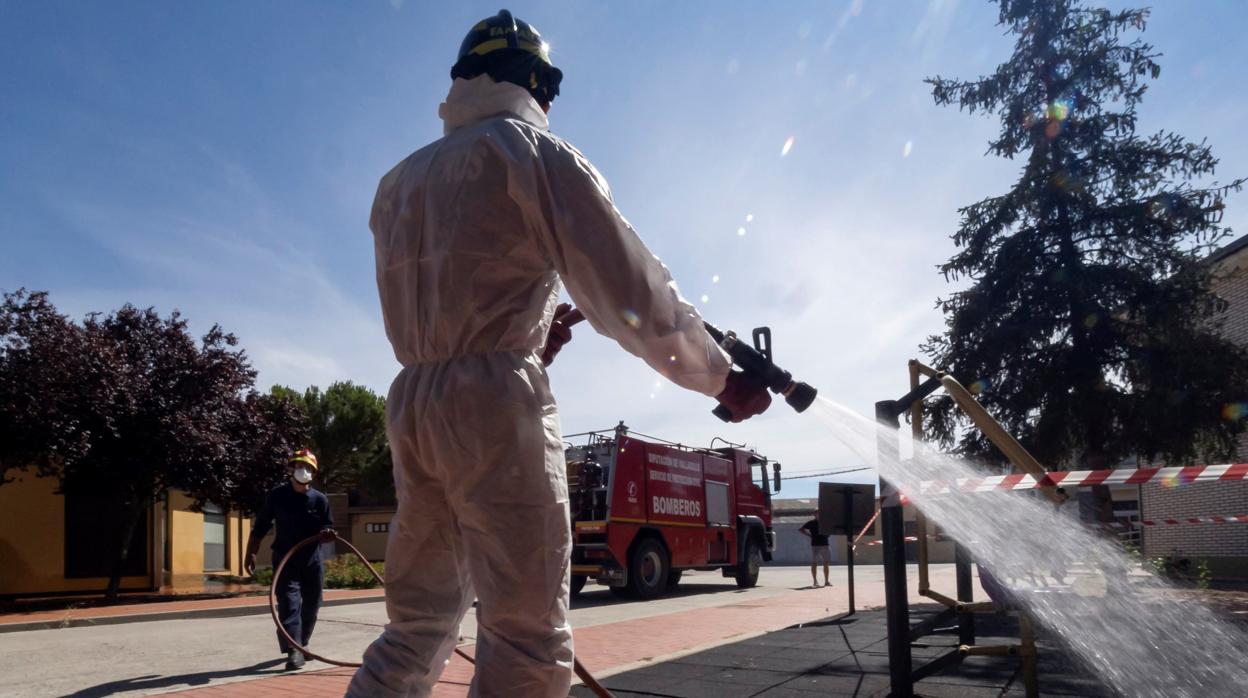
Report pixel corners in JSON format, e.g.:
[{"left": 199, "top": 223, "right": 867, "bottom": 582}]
[{"left": 253, "top": 483, "right": 333, "bottom": 566}]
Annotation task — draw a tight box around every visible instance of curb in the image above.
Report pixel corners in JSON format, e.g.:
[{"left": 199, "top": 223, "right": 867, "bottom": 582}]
[{"left": 0, "top": 592, "right": 385, "bottom": 634}]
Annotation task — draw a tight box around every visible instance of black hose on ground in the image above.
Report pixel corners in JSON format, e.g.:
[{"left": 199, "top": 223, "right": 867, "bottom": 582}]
[{"left": 268, "top": 532, "right": 614, "bottom": 697}]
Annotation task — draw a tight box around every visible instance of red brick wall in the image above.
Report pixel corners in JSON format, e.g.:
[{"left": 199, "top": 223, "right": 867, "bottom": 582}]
[
  {"left": 1140, "top": 481, "right": 1248, "bottom": 559},
  {"left": 1140, "top": 248, "right": 1248, "bottom": 570}
]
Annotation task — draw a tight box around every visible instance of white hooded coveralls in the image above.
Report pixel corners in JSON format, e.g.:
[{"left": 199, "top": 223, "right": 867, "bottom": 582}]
[{"left": 347, "top": 76, "right": 731, "bottom": 698}]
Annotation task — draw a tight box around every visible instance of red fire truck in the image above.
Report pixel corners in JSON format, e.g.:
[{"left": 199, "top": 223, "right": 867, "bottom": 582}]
[{"left": 566, "top": 423, "right": 781, "bottom": 599}]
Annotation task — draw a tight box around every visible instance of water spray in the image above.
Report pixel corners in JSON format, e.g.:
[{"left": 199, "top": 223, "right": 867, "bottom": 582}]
[{"left": 703, "top": 322, "right": 818, "bottom": 421}]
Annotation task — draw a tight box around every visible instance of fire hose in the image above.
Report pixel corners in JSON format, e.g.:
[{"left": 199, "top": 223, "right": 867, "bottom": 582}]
[{"left": 269, "top": 532, "right": 614, "bottom": 697}]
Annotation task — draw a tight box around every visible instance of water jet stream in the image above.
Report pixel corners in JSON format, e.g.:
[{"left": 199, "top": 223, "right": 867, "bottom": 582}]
[{"left": 813, "top": 397, "right": 1248, "bottom": 698}]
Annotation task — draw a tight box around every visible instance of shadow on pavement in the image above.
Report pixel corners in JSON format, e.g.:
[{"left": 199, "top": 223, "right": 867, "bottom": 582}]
[
  {"left": 572, "top": 604, "right": 1117, "bottom": 697},
  {"left": 66, "top": 658, "right": 286, "bottom": 697}
]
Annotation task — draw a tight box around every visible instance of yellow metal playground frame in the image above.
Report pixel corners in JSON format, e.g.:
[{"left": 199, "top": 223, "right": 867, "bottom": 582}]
[{"left": 904, "top": 358, "right": 1068, "bottom": 698}]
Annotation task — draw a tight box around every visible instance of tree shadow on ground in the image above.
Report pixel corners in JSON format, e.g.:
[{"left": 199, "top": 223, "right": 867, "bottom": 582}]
[{"left": 66, "top": 658, "right": 286, "bottom": 696}]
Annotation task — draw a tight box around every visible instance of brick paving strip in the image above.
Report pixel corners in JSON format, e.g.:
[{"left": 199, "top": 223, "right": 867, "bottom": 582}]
[
  {"left": 165, "top": 588, "right": 855, "bottom": 698},
  {"left": 0, "top": 589, "right": 385, "bottom": 633}
]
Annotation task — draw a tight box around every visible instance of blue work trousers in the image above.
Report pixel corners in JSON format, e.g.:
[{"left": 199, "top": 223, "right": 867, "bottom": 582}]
[{"left": 276, "top": 558, "right": 324, "bottom": 652}]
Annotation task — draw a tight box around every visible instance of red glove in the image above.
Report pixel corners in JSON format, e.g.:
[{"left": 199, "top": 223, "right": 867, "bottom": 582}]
[
  {"left": 714, "top": 371, "right": 772, "bottom": 422},
  {"left": 541, "top": 303, "right": 584, "bottom": 366}
]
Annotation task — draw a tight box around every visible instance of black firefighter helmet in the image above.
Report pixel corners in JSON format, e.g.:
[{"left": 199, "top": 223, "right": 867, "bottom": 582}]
[{"left": 450, "top": 9, "right": 563, "bottom": 107}]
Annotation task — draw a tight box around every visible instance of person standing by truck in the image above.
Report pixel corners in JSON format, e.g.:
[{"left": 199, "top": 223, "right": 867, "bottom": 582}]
[{"left": 800, "top": 517, "right": 833, "bottom": 587}]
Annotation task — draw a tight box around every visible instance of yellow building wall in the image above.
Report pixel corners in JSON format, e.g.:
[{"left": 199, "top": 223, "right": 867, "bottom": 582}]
[
  {"left": 167, "top": 490, "right": 204, "bottom": 576},
  {"left": 225, "top": 512, "right": 251, "bottom": 576},
  {"left": 350, "top": 512, "right": 394, "bottom": 561},
  {"left": 167, "top": 491, "right": 255, "bottom": 577},
  {"left": 0, "top": 472, "right": 151, "bottom": 596}
]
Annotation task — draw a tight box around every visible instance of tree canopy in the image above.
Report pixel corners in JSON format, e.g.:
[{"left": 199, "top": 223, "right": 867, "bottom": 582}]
[
  {"left": 922, "top": 0, "right": 1248, "bottom": 469},
  {"left": 0, "top": 289, "right": 306, "bottom": 595},
  {"left": 271, "top": 381, "right": 392, "bottom": 504}
]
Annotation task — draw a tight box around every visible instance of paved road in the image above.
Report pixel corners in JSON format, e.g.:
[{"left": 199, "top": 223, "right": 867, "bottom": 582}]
[{"left": 0, "top": 565, "right": 909, "bottom": 697}]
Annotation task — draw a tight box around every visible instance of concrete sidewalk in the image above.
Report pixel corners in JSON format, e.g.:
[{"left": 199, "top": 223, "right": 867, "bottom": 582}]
[
  {"left": 164, "top": 586, "right": 848, "bottom": 697},
  {"left": 0, "top": 588, "right": 385, "bottom": 633},
  {"left": 3, "top": 565, "right": 967, "bottom": 696}
]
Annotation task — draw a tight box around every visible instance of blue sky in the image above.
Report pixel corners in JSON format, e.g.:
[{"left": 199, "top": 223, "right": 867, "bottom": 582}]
[{"left": 3, "top": 1, "right": 1246, "bottom": 498}]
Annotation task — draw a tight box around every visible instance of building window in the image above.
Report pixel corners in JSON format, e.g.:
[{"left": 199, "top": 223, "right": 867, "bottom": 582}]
[
  {"left": 366, "top": 523, "right": 390, "bottom": 534},
  {"left": 203, "top": 503, "right": 227, "bottom": 571}
]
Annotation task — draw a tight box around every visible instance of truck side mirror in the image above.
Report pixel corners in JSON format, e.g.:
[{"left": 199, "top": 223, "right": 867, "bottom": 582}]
[{"left": 773, "top": 462, "right": 781, "bottom": 493}]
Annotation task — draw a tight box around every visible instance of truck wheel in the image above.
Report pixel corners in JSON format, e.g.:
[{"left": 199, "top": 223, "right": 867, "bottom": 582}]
[
  {"left": 735, "top": 538, "right": 762, "bottom": 588},
  {"left": 667, "top": 570, "right": 683, "bottom": 588},
  {"left": 629, "top": 538, "right": 669, "bottom": 599},
  {"left": 570, "top": 574, "right": 586, "bottom": 597}
]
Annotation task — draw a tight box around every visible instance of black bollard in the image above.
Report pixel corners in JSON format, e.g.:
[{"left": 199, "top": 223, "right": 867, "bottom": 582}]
[{"left": 876, "top": 400, "right": 913, "bottom": 698}]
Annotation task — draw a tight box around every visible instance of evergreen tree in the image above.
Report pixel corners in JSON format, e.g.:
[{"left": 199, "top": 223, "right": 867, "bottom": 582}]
[
  {"left": 271, "top": 381, "right": 391, "bottom": 502},
  {"left": 923, "top": 0, "right": 1247, "bottom": 470}
]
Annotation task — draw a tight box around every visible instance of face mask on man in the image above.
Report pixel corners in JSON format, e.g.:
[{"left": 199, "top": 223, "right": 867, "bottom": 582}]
[{"left": 292, "top": 467, "right": 314, "bottom": 485}]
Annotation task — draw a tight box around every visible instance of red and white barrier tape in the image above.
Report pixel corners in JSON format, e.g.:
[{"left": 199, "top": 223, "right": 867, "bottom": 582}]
[
  {"left": 1108, "top": 514, "right": 1248, "bottom": 529},
  {"left": 916, "top": 463, "right": 1248, "bottom": 495},
  {"left": 864, "top": 536, "right": 918, "bottom": 546},
  {"left": 852, "top": 508, "right": 881, "bottom": 546},
  {"left": 857, "top": 515, "right": 1248, "bottom": 545}
]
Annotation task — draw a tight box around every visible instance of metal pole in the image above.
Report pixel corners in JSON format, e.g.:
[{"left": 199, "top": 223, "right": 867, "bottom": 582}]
[
  {"left": 843, "top": 487, "right": 856, "bottom": 615},
  {"left": 876, "top": 400, "right": 913, "bottom": 698},
  {"left": 955, "top": 542, "right": 975, "bottom": 646},
  {"left": 910, "top": 362, "right": 929, "bottom": 598}
]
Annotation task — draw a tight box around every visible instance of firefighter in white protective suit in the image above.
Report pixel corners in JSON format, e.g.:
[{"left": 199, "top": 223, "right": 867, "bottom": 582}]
[{"left": 347, "top": 10, "right": 772, "bottom": 697}]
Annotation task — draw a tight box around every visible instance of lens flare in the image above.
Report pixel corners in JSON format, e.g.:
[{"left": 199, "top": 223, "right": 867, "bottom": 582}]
[
  {"left": 620, "top": 309, "right": 641, "bottom": 329},
  {"left": 745, "top": 213, "right": 754, "bottom": 223},
  {"left": 1050, "top": 97, "right": 1073, "bottom": 121},
  {"left": 712, "top": 275, "right": 720, "bottom": 284},
  {"left": 969, "top": 378, "right": 991, "bottom": 395},
  {"left": 700, "top": 294, "right": 709, "bottom": 303},
  {"left": 1222, "top": 402, "right": 1248, "bottom": 421},
  {"left": 903, "top": 141, "right": 913, "bottom": 158},
  {"left": 1157, "top": 466, "right": 1200, "bottom": 490},
  {"left": 737, "top": 227, "right": 746, "bottom": 237},
  {"left": 781, "top": 136, "right": 795, "bottom": 156}
]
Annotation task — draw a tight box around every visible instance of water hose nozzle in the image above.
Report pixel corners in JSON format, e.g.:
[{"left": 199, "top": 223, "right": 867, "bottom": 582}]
[
  {"left": 782, "top": 379, "right": 818, "bottom": 413},
  {"left": 705, "top": 322, "right": 818, "bottom": 420}
]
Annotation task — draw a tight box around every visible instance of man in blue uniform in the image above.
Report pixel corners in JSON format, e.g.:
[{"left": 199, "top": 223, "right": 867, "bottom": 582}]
[{"left": 245, "top": 449, "right": 336, "bottom": 670}]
